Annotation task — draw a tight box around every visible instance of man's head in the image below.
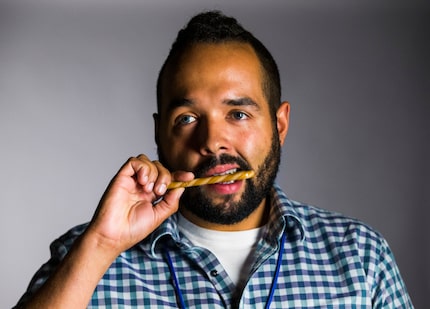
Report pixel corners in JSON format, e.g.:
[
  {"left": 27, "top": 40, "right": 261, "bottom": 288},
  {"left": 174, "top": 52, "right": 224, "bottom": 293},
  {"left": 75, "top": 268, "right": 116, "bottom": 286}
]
[
  {"left": 156, "top": 10, "right": 281, "bottom": 122},
  {"left": 154, "top": 11, "right": 290, "bottom": 229}
]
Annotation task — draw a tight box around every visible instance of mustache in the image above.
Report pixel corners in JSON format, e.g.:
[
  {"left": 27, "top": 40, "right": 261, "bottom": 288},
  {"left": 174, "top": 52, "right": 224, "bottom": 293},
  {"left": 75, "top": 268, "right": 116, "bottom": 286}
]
[{"left": 193, "top": 154, "right": 252, "bottom": 178}]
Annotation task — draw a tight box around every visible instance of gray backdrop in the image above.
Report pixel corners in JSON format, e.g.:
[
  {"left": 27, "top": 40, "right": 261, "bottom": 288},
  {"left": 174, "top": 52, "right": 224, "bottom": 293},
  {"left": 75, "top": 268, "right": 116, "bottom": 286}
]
[{"left": 0, "top": 0, "right": 428, "bottom": 308}]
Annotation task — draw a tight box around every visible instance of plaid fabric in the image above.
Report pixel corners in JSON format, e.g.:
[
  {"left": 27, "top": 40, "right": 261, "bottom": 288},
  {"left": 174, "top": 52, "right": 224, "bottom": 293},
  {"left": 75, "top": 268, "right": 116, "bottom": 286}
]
[{"left": 16, "top": 184, "right": 413, "bottom": 308}]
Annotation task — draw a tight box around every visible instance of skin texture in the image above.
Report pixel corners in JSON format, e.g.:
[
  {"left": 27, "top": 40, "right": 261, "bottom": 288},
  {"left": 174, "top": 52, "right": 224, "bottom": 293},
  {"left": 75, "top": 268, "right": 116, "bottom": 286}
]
[
  {"left": 21, "top": 42, "right": 290, "bottom": 308},
  {"left": 155, "top": 42, "right": 290, "bottom": 231}
]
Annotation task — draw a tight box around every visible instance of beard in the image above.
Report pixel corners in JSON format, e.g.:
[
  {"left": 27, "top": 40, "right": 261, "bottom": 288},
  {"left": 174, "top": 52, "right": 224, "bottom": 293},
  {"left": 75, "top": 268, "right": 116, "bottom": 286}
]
[{"left": 176, "top": 131, "right": 281, "bottom": 225}]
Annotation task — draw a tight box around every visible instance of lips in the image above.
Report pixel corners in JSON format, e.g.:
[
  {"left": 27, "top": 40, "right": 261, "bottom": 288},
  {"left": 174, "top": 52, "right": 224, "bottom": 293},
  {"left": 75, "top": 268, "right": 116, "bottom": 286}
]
[
  {"left": 212, "top": 168, "right": 237, "bottom": 176},
  {"left": 205, "top": 165, "right": 240, "bottom": 177},
  {"left": 210, "top": 168, "right": 238, "bottom": 184}
]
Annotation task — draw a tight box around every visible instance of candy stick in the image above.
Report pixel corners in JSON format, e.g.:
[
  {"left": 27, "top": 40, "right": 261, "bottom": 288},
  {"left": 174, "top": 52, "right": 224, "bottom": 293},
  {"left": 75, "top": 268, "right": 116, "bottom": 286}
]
[{"left": 167, "top": 170, "right": 255, "bottom": 189}]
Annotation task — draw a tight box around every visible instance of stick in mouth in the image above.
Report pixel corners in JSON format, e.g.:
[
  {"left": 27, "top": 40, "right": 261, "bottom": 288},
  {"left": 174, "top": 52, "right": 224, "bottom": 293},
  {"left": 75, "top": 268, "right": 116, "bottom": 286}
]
[{"left": 167, "top": 170, "right": 255, "bottom": 189}]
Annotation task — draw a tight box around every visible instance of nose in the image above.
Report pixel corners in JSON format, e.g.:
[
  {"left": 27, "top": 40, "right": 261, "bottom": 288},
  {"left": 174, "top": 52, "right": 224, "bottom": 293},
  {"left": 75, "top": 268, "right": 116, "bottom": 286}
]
[{"left": 197, "top": 117, "right": 230, "bottom": 156}]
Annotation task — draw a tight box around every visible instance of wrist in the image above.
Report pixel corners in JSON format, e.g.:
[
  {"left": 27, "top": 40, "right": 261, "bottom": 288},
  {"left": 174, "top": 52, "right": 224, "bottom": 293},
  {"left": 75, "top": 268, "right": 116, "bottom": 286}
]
[{"left": 80, "top": 226, "right": 124, "bottom": 262}]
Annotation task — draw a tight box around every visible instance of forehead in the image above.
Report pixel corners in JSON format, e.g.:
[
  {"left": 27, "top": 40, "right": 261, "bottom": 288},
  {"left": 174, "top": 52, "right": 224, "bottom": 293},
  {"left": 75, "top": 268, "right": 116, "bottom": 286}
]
[{"left": 159, "top": 42, "right": 265, "bottom": 113}]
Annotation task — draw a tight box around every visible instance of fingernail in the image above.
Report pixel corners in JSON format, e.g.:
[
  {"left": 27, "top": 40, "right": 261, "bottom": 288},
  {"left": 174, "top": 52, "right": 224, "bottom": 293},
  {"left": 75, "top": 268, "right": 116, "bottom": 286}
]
[
  {"left": 146, "top": 182, "right": 154, "bottom": 191},
  {"left": 158, "top": 183, "right": 167, "bottom": 195}
]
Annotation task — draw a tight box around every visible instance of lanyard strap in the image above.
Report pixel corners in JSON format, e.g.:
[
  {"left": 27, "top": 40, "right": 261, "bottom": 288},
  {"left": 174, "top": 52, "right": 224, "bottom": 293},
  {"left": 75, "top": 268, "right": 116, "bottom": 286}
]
[
  {"left": 165, "top": 248, "right": 187, "bottom": 309},
  {"left": 265, "top": 230, "right": 286, "bottom": 309}
]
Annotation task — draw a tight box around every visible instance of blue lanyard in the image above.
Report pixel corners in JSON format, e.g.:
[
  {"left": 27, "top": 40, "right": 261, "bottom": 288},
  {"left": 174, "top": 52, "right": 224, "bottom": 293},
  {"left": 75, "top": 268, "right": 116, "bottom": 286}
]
[
  {"left": 165, "top": 230, "right": 287, "bottom": 309},
  {"left": 265, "top": 230, "right": 286, "bottom": 309},
  {"left": 165, "top": 248, "right": 187, "bottom": 309}
]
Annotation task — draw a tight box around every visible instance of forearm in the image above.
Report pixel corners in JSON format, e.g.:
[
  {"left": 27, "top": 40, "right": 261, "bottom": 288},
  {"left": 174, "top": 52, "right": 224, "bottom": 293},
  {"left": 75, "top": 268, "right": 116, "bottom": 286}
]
[
  {"left": 22, "top": 230, "right": 118, "bottom": 309},
  {"left": 17, "top": 156, "right": 187, "bottom": 308}
]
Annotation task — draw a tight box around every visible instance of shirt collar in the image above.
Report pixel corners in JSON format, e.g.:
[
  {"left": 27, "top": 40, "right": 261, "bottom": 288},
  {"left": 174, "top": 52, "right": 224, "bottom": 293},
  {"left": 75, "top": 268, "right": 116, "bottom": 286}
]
[
  {"left": 268, "top": 183, "right": 306, "bottom": 242},
  {"left": 146, "top": 183, "right": 306, "bottom": 257}
]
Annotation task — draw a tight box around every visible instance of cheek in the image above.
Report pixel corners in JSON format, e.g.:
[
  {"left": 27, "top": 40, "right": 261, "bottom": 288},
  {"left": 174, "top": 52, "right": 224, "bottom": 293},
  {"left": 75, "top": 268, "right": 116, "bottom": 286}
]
[
  {"left": 159, "top": 136, "right": 199, "bottom": 171},
  {"left": 238, "top": 126, "right": 273, "bottom": 166}
]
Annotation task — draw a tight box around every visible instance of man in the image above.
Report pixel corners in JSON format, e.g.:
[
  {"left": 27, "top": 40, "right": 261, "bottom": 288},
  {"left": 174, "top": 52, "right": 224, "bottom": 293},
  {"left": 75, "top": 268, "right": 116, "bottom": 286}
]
[{"left": 16, "top": 11, "right": 413, "bottom": 308}]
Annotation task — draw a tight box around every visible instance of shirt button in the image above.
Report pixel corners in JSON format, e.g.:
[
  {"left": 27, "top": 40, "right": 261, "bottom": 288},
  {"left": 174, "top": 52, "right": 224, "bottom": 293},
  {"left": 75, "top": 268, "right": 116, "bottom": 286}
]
[{"left": 210, "top": 270, "right": 218, "bottom": 277}]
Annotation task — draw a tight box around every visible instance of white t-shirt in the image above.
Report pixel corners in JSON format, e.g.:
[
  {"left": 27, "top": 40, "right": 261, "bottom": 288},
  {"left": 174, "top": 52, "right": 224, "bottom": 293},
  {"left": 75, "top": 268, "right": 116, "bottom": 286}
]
[{"left": 177, "top": 213, "right": 263, "bottom": 286}]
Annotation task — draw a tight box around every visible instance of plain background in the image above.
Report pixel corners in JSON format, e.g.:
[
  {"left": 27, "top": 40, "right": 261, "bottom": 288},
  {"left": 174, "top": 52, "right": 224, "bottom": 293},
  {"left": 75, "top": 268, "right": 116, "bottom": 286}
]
[{"left": 0, "top": 0, "right": 428, "bottom": 307}]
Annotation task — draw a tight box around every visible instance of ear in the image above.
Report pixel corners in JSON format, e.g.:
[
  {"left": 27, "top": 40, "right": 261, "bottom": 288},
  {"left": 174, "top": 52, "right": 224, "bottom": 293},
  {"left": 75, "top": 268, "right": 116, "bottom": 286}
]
[
  {"left": 153, "top": 113, "right": 160, "bottom": 146},
  {"left": 276, "top": 101, "right": 290, "bottom": 146}
]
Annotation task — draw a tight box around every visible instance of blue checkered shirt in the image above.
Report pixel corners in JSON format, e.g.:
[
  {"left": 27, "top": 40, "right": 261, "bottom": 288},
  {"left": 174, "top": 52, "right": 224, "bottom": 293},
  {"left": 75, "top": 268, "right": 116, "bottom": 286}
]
[{"left": 17, "top": 184, "right": 413, "bottom": 308}]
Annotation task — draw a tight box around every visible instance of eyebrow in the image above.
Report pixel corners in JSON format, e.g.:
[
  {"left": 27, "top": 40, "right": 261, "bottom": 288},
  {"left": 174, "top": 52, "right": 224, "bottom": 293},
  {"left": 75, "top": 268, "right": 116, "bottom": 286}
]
[
  {"left": 165, "top": 97, "right": 261, "bottom": 113},
  {"left": 165, "top": 98, "right": 194, "bottom": 113},
  {"left": 223, "top": 97, "right": 260, "bottom": 109}
]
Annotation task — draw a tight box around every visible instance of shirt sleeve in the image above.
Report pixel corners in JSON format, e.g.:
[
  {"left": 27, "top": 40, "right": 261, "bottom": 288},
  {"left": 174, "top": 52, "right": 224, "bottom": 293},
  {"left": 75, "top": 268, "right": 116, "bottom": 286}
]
[
  {"left": 13, "top": 223, "right": 88, "bottom": 308},
  {"left": 370, "top": 237, "right": 414, "bottom": 308},
  {"left": 350, "top": 222, "right": 414, "bottom": 308}
]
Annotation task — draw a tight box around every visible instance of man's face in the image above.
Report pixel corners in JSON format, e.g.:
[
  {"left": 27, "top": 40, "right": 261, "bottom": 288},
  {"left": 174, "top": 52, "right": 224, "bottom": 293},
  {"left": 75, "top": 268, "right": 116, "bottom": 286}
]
[{"left": 156, "top": 42, "right": 288, "bottom": 228}]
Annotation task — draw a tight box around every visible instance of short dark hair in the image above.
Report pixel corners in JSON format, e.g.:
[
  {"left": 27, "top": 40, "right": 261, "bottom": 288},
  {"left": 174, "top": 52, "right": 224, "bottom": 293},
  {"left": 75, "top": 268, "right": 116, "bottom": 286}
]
[{"left": 156, "top": 10, "right": 281, "bottom": 120}]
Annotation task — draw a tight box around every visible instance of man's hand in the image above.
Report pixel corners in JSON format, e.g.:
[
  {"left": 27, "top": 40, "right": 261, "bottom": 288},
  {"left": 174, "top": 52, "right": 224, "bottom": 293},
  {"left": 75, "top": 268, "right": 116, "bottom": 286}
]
[
  {"left": 22, "top": 155, "right": 193, "bottom": 309},
  {"left": 86, "top": 154, "right": 193, "bottom": 256}
]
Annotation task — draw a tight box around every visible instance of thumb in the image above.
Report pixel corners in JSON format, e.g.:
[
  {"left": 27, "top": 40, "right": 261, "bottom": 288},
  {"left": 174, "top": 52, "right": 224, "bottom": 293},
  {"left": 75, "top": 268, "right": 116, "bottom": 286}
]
[{"left": 152, "top": 187, "right": 185, "bottom": 222}]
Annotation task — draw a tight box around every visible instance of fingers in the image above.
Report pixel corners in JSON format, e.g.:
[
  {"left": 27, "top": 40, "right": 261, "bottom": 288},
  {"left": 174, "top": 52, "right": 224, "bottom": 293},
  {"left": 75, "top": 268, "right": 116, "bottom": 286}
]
[
  {"left": 151, "top": 160, "right": 171, "bottom": 195},
  {"left": 120, "top": 155, "right": 171, "bottom": 196},
  {"left": 88, "top": 155, "right": 194, "bottom": 254},
  {"left": 121, "top": 154, "right": 194, "bottom": 198}
]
